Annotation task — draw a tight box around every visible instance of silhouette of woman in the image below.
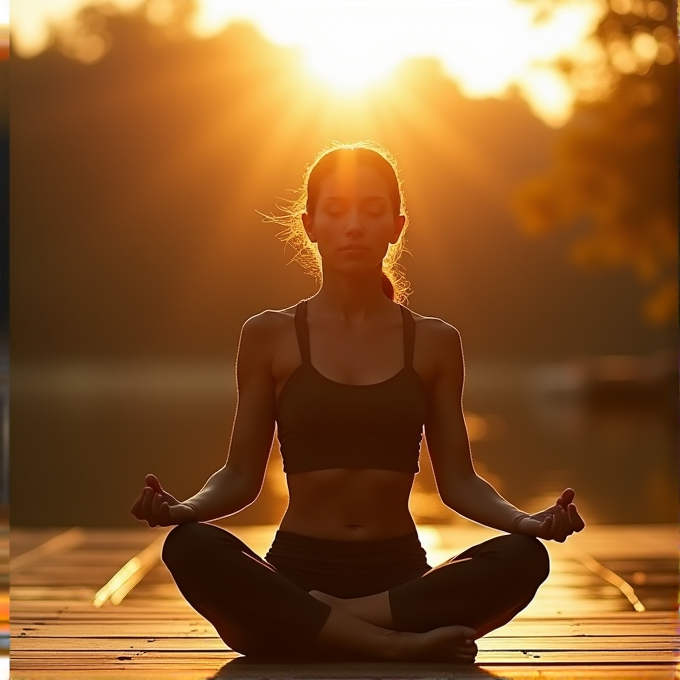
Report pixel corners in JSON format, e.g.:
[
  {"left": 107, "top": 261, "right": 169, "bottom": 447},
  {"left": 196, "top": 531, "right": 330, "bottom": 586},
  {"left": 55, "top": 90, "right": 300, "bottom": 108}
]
[{"left": 131, "top": 141, "right": 585, "bottom": 663}]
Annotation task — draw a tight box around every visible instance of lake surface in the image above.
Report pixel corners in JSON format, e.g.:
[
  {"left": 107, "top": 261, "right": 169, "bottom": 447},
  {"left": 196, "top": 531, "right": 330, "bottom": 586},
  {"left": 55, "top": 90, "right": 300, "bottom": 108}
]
[{"left": 10, "top": 359, "right": 678, "bottom": 526}]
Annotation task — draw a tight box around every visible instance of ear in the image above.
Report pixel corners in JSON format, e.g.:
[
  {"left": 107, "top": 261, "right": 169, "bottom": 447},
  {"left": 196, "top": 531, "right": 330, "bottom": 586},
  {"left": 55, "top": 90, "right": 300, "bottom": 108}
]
[
  {"left": 302, "top": 212, "right": 317, "bottom": 243},
  {"left": 389, "top": 214, "right": 406, "bottom": 244}
]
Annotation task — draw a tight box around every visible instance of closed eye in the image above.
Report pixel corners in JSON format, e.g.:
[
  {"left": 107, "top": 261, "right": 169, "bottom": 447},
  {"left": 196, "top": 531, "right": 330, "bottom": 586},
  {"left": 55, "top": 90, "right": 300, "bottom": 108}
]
[{"left": 363, "top": 198, "right": 388, "bottom": 216}]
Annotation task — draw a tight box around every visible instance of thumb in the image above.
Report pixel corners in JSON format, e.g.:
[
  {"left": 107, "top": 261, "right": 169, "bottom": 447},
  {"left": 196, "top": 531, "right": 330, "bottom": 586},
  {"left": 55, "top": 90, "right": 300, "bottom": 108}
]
[{"left": 461, "top": 627, "right": 477, "bottom": 639}]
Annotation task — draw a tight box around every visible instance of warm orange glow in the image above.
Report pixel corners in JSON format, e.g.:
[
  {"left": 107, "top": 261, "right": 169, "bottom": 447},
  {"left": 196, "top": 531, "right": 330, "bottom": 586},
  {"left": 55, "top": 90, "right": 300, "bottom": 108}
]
[
  {"left": 11, "top": 0, "right": 625, "bottom": 127},
  {"left": 192, "top": 0, "right": 608, "bottom": 125}
]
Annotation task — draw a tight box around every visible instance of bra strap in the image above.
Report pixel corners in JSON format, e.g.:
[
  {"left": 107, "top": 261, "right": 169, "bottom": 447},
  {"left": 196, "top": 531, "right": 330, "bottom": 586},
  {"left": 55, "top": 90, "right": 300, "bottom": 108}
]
[
  {"left": 294, "top": 300, "right": 311, "bottom": 364},
  {"left": 400, "top": 305, "right": 415, "bottom": 368}
]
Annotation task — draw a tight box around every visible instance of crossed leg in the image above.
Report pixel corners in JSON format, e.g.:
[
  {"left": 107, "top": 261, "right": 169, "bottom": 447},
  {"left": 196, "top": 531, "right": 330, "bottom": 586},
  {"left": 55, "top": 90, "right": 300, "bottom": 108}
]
[
  {"left": 312, "top": 533, "right": 550, "bottom": 637},
  {"left": 161, "top": 522, "right": 482, "bottom": 662}
]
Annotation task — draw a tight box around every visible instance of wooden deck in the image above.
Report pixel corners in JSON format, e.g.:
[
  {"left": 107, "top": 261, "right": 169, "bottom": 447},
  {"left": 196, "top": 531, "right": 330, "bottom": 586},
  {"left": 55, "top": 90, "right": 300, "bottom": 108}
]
[{"left": 9, "top": 523, "right": 679, "bottom": 680}]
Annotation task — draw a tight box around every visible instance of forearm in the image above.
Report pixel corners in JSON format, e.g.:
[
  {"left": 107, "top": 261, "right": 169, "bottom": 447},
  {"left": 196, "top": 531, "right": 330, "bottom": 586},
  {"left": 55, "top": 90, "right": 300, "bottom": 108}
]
[
  {"left": 183, "top": 467, "right": 256, "bottom": 523},
  {"left": 443, "top": 473, "right": 527, "bottom": 533}
]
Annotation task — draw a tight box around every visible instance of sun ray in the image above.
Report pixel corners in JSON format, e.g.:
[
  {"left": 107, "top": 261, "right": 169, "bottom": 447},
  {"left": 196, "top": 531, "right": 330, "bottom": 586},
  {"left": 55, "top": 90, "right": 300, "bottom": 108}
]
[{"left": 380, "top": 76, "right": 508, "bottom": 196}]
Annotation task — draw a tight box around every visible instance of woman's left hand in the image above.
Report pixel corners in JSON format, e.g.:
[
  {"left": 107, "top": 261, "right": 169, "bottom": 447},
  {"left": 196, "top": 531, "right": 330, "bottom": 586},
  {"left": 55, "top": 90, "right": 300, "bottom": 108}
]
[{"left": 515, "top": 488, "right": 586, "bottom": 542}]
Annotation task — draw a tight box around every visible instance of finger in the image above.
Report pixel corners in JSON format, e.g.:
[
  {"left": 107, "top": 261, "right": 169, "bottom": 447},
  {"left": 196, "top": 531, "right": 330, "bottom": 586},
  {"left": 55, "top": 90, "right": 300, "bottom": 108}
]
[
  {"left": 130, "top": 492, "right": 145, "bottom": 517},
  {"left": 556, "top": 507, "right": 570, "bottom": 542},
  {"left": 140, "top": 487, "right": 154, "bottom": 519},
  {"left": 557, "top": 488, "right": 575, "bottom": 509},
  {"left": 550, "top": 507, "right": 564, "bottom": 541},
  {"left": 568, "top": 503, "right": 586, "bottom": 531},
  {"left": 145, "top": 474, "right": 163, "bottom": 493},
  {"left": 152, "top": 492, "right": 163, "bottom": 519},
  {"left": 141, "top": 490, "right": 158, "bottom": 527},
  {"left": 160, "top": 501, "right": 172, "bottom": 526}
]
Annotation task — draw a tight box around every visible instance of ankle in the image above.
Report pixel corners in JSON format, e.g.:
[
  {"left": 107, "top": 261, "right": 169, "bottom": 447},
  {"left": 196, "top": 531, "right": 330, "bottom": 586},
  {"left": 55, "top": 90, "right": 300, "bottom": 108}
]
[{"left": 382, "top": 630, "right": 410, "bottom": 661}]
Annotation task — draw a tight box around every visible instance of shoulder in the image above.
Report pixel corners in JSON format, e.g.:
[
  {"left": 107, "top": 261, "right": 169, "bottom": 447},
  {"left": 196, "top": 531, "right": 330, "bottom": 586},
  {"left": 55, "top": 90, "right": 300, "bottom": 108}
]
[
  {"left": 241, "top": 304, "right": 296, "bottom": 336},
  {"left": 408, "top": 308, "right": 462, "bottom": 350},
  {"left": 238, "top": 305, "right": 295, "bottom": 365},
  {"left": 406, "top": 307, "right": 464, "bottom": 381},
  {"left": 238, "top": 303, "right": 300, "bottom": 357}
]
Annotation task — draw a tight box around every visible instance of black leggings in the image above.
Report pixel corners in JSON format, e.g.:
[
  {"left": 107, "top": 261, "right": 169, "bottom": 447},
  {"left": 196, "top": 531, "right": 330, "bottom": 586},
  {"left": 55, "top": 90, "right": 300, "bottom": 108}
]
[{"left": 162, "top": 523, "right": 550, "bottom": 659}]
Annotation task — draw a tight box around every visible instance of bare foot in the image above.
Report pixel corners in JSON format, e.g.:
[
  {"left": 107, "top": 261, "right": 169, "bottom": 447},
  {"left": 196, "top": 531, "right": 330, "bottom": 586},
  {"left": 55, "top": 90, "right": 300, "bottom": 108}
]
[
  {"left": 309, "top": 590, "right": 477, "bottom": 663},
  {"left": 387, "top": 625, "right": 478, "bottom": 663}
]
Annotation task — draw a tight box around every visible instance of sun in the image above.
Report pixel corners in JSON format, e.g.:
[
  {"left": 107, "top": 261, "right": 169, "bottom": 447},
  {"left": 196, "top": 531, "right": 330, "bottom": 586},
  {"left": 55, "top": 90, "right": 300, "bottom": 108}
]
[
  {"left": 300, "top": 36, "right": 407, "bottom": 94},
  {"left": 190, "top": 0, "right": 606, "bottom": 122}
]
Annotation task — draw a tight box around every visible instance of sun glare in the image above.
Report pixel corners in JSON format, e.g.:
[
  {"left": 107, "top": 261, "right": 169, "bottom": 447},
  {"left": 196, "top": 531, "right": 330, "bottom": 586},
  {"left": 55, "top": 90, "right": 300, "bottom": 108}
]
[
  {"left": 193, "top": 0, "right": 609, "bottom": 123},
  {"left": 12, "top": 0, "right": 622, "bottom": 125}
]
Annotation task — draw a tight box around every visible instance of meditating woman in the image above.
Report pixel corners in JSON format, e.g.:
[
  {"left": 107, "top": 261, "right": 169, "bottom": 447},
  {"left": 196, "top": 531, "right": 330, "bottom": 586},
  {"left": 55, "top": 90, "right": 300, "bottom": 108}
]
[{"left": 130, "top": 142, "right": 585, "bottom": 663}]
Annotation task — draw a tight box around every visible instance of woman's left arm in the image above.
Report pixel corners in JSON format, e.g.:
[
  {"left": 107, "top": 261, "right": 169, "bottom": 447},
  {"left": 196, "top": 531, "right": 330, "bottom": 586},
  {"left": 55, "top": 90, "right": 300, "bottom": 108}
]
[{"left": 423, "top": 321, "right": 585, "bottom": 541}]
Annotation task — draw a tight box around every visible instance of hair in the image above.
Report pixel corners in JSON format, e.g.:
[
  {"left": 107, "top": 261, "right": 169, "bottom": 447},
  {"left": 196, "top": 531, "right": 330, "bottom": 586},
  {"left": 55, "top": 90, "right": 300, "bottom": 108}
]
[{"left": 264, "top": 140, "right": 412, "bottom": 304}]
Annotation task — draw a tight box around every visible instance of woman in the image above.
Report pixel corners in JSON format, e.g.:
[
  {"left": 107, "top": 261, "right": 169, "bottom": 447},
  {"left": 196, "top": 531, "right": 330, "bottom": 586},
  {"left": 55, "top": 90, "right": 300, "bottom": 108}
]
[{"left": 131, "top": 142, "right": 585, "bottom": 663}]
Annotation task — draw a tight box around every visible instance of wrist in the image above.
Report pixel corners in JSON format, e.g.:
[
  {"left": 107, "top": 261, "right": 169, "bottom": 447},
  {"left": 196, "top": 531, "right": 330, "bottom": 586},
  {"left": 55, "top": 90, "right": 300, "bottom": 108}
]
[
  {"left": 183, "top": 501, "right": 200, "bottom": 523},
  {"left": 510, "top": 513, "right": 530, "bottom": 533}
]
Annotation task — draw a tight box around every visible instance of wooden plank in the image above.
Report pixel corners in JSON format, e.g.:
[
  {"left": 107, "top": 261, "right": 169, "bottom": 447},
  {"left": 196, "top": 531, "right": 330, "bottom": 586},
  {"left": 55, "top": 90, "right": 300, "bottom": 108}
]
[
  {"left": 10, "top": 617, "right": 680, "bottom": 638},
  {"left": 8, "top": 648, "right": 679, "bottom": 666},
  {"left": 10, "top": 529, "right": 86, "bottom": 572},
  {"left": 12, "top": 622, "right": 217, "bottom": 637},
  {"left": 12, "top": 614, "right": 677, "bottom": 628},
  {"left": 12, "top": 635, "right": 680, "bottom": 652},
  {"left": 6, "top": 666, "right": 680, "bottom": 680},
  {"left": 10, "top": 530, "right": 65, "bottom": 559}
]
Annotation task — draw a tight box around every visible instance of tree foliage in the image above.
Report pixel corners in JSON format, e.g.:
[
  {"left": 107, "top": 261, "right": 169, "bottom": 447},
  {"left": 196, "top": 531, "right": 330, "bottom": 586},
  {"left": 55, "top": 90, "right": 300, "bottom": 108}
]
[{"left": 512, "top": 0, "right": 677, "bottom": 325}]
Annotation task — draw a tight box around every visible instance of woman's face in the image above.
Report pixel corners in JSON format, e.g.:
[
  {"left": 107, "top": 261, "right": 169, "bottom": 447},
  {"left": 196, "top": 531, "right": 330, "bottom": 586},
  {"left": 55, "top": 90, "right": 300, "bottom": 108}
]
[{"left": 302, "top": 164, "right": 405, "bottom": 275}]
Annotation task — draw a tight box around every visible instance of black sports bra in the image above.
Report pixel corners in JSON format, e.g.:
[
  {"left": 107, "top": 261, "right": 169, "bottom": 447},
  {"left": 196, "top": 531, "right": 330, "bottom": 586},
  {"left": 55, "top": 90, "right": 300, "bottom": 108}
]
[{"left": 275, "top": 300, "right": 427, "bottom": 474}]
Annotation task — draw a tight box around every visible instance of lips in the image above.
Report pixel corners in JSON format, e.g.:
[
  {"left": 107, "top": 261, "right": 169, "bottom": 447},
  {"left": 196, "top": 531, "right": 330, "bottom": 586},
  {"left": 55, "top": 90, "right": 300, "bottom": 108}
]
[{"left": 340, "top": 244, "right": 368, "bottom": 250}]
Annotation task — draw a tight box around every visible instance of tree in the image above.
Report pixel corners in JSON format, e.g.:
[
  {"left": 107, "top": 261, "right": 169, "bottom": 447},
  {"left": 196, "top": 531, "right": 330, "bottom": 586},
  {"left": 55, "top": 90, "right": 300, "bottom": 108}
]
[{"left": 512, "top": 0, "right": 678, "bottom": 324}]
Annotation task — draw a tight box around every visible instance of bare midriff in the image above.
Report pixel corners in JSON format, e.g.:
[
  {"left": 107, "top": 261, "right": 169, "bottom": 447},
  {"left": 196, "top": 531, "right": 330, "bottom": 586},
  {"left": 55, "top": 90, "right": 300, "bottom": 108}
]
[{"left": 278, "top": 468, "right": 418, "bottom": 541}]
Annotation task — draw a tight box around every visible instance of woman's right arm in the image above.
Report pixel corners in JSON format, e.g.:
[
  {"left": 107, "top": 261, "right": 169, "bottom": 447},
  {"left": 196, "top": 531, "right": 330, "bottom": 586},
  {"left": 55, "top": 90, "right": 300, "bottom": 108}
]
[
  {"left": 182, "top": 312, "right": 278, "bottom": 522},
  {"left": 131, "top": 312, "right": 278, "bottom": 526}
]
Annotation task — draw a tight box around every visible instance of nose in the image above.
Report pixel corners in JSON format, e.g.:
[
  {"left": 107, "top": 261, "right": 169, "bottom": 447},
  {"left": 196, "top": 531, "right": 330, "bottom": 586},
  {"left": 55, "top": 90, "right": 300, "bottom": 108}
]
[{"left": 345, "top": 206, "right": 364, "bottom": 233}]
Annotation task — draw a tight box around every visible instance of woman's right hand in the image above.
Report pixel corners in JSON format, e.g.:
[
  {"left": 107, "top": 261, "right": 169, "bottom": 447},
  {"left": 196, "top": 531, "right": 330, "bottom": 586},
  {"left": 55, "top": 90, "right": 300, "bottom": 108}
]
[{"left": 130, "top": 473, "right": 198, "bottom": 527}]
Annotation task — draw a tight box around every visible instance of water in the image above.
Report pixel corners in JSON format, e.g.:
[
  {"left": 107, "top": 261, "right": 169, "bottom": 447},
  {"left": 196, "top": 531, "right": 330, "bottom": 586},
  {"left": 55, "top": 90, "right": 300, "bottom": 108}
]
[{"left": 10, "top": 360, "right": 677, "bottom": 526}]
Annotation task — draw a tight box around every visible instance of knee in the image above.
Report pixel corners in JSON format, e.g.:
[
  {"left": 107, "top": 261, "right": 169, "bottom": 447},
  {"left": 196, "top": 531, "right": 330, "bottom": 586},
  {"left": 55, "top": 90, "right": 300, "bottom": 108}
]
[
  {"left": 161, "top": 522, "right": 215, "bottom": 570},
  {"left": 500, "top": 533, "right": 550, "bottom": 588}
]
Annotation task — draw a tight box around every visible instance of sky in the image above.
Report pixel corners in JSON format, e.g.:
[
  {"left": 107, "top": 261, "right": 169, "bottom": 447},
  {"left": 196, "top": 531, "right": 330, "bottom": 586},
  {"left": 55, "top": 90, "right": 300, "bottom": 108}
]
[{"left": 8, "top": 0, "right": 621, "bottom": 127}]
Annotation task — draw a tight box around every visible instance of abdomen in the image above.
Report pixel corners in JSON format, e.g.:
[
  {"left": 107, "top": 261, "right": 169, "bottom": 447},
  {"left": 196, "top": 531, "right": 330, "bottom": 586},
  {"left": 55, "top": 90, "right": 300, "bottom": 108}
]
[{"left": 279, "top": 468, "right": 417, "bottom": 540}]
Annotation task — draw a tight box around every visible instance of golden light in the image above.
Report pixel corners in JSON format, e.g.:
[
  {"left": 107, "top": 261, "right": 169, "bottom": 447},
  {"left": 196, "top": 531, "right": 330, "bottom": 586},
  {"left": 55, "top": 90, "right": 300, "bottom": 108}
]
[
  {"left": 192, "top": 0, "right": 609, "bottom": 125},
  {"left": 195, "top": 0, "right": 417, "bottom": 94},
  {"left": 12, "top": 0, "right": 672, "bottom": 126}
]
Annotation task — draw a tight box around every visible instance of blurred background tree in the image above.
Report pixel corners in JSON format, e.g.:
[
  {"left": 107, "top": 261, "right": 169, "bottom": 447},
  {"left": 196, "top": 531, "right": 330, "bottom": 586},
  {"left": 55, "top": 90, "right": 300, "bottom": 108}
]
[
  {"left": 512, "top": 0, "right": 678, "bottom": 325},
  {"left": 33, "top": 0, "right": 679, "bottom": 327}
]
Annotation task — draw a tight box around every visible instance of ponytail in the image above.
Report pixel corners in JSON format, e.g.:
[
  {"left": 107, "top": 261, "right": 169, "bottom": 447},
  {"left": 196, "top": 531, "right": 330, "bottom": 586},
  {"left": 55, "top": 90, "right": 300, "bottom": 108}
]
[{"left": 380, "top": 271, "right": 395, "bottom": 301}]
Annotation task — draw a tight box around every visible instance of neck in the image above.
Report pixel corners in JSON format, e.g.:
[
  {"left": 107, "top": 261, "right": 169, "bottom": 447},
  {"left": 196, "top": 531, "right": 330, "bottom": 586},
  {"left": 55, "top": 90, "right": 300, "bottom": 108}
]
[{"left": 311, "top": 266, "right": 392, "bottom": 322}]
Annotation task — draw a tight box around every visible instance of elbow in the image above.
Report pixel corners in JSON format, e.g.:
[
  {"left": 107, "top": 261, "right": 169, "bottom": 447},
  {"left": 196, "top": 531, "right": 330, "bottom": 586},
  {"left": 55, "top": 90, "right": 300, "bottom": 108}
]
[{"left": 439, "top": 471, "right": 479, "bottom": 508}]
